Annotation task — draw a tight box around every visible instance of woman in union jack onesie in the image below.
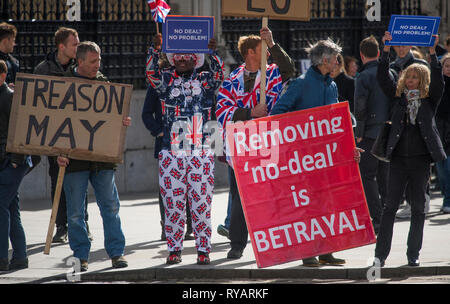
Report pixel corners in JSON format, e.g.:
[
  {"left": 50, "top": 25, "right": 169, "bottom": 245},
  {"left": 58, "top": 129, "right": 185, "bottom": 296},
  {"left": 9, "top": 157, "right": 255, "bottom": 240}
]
[{"left": 146, "top": 34, "right": 224, "bottom": 265}]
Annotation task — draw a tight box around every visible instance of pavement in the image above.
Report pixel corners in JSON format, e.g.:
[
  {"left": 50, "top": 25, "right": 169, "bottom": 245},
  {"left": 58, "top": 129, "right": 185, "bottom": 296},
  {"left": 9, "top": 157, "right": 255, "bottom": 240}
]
[{"left": 1, "top": 187, "right": 450, "bottom": 284}]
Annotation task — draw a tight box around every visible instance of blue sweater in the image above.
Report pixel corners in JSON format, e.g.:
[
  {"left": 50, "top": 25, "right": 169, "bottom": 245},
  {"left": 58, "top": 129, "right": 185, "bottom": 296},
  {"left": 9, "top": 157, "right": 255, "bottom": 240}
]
[{"left": 271, "top": 66, "right": 338, "bottom": 115}]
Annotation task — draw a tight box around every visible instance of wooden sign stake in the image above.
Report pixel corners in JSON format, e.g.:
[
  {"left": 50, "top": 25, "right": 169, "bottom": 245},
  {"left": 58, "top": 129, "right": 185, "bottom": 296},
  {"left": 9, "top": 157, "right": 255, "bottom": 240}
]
[
  {"left": 260, "top": 16, "right": 268, "bottom": 105},
  {"left": 44, "top": 165, "right": 66, "bottom": 255}
]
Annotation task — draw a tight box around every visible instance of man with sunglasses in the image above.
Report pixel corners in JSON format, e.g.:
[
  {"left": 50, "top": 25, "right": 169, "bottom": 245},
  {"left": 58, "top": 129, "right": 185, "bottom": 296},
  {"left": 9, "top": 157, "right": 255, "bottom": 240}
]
[{"left": 146, "top": 34, "right": 224, "bottom": 265}]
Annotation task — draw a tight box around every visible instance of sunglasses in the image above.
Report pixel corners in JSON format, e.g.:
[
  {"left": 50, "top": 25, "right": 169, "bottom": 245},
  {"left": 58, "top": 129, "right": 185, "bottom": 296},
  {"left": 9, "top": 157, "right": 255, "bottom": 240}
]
[{"left": 173, "top": 54, "right": 196, "bottom": 61}]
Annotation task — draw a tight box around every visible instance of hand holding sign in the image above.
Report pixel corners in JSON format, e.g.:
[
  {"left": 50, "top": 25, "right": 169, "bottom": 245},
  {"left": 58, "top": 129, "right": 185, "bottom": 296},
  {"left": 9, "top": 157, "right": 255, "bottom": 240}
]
[
  {"left": 260, "top": 26, "right": 275, "bottom": 48},
  {"left": 429, "top": 34, "right": 439, "bottom": 55},
  {"left": 382, "top": 31, "right": 393, "bottom": 52},
  {"left": 153, "top": 33, "right": 163, "bottom": 50}
]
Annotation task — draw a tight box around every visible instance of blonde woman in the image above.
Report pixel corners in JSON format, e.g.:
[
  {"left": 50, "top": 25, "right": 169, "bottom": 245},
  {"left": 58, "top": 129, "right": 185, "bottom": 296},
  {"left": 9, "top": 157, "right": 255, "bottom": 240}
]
[{"left": 374, "top": 32, "right": 445, "bottom": 267}]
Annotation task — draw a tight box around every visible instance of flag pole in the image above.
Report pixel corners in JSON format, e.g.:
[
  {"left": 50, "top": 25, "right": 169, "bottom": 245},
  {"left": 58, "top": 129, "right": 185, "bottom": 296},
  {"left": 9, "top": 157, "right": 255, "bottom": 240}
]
[{"left": 260, "top": 16, "right": 268, "bottom": 105}]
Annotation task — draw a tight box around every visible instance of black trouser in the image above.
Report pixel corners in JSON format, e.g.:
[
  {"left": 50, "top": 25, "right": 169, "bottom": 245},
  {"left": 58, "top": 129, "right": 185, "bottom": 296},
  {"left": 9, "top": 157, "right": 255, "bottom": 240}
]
[
  {"left": 358, "top": 138, "right": 389, "bottom": 229},
  {"left": 229, "top": 167, "right": 248, "bottom": 251},
  {"left": 375, "top": 154, "right": 431, "bottom": 261},
  {"left": 48, "top": 157, "right": 88, "bottom": 227}
]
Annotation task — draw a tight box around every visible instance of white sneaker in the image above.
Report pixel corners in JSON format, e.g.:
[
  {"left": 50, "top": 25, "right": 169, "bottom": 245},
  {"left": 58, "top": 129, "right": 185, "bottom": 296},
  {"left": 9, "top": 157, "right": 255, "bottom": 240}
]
[
  {"left": 442, "top": 206, "right": 450, "bottom": 214},
  {"left": 396, "top": 204, "right": 411, "bottom": 218}
]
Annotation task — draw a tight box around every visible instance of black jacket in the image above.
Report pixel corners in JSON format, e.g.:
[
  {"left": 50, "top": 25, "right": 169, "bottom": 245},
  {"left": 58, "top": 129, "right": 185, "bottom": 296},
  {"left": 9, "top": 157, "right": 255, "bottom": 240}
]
[
  {"left": 436, "top": 75, "right": 450, "bottom": 154},
  {"left": 0, "top": 82, "right": 25, "bottom": 164},
  {"left": 377, "top": 51, "right": 446, "bottom": 162},
  {"left": 333, "top": 72, "right": 355, "bottom": 113},
  {"left": 141, "top": 85, "right": 163, "bottom": 159},
  {"left": 0, "top": 51, "right": 19, "bottom": 85},
  {"left": 33, "top": 50, "right": 77, "bottom": 175},
  {"left": 354, "top": 60, "right": 391, "bottom": 139},
  {"left": 34, "top": 50, "right": 76, "bottom": 76}
]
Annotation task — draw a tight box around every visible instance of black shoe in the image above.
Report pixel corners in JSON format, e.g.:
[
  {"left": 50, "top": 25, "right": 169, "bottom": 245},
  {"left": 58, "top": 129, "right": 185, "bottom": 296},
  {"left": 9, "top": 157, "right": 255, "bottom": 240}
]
[
  {"left": 319, "top": 253, "right": 346, "bottom": 265},
  {"left": 227, "top": 248, "right": 243, "bottom": 259},
  {"left": 407, "top": 259, "right": 420, "bottom": 267},
  {"left": 302, "top": 257, "right": 320, "bottom": 267},
  {"left": 0, "top": 259, "right": 9, "bottom": 271},
  {"left": 111, "top": 256, "right": 128, "bottom": 268},
  {"left": 9, "top": 258, "right": 28, "bottom": 270},
  {"left": 52, "top": 225, "right": 68, "bottom": 243}
]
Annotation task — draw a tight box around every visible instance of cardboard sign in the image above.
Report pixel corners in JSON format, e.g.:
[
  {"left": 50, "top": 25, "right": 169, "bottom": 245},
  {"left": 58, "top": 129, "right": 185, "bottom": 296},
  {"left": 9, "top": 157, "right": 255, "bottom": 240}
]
[
  {"left": 222, "top": 0, "right": 310, "bottom": 21},
  {"left": 226, "top": 102, "right": 376, "bottom": 268},
  {"left": 162, "top": 15, "right": 214, "bottom": 54},
  {"left": 385, "top": 15, "right": 441, "bottom": 47},
  {"left": 6, "top": 73, "right": 132, "bottom": 163}
]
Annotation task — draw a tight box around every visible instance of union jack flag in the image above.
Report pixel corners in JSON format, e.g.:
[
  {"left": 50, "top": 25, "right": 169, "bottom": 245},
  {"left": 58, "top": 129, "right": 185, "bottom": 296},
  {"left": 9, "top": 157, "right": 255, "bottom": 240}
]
[
  {"left": 192, "top": 190, "right": 201, "bottom": 203},
  {"left": 216, "top": 64, "right": 283, "bottom": 141},
  {"left": 200, "top": 236, "right": 208, "bottom": 248},
  {"left": 196, "top": 202, "right": 207, "bottom": 214},
  {"left": 162, "top": 156, "right": 172, "bottom": 169},
  {"left": 203, "top": 163, "right": 211, "bottom": 175},
  {"left": 165, "top": 225, "right": 173, "bottom": 234},
  {"left": 201, "top": 183, "right": 207, "bottom": 195},
  {"left": 164, "top": 177, "right": 172, "bottom": 189},
  {"left": 205, "top": 227, "right": 212, "bottom": 238},
  {"left": 178, "top": 218, "right": 185, "bottom": 229},
  {"left": 159, "top": 167, "right": 164, "bottom": 177},
  {"left": 160, "top": 187, "right": 167, "bottom": 197},
  {"left": 185, "top": 114, "right": 203, "bottom": 148},
  {"left": 170, "top": 168, "right": 182, "bottom": 180},
  {"left": 207, "top": 176, "right": 214, "bottom": 186},
  {"left": 147, "top": 0, "right": 171, "bottom": 23},
  {"left": 173, "top": 187, "right": 184, "bottom": 197},
  {"left": 206, "top": 194, "right": 212, "bottom": 205},
  {"left": 174, "top": 229, "right": 184, "bottom": 241},
  {"left": 170, "top": 211, "right": 181, "bottom": 224},
  {"left": 176, "top": 200, "right": 184, "bottom": 211},
  {"left": 166, "top": 197, "right": 174, "bottom": 209},
  {"left": 206, "top": 211, "right": 211, "bottom": 219},
  {"left": 190, "top": 156, "right": 201, "bottom": 169},
  {"left": 177, "top": 158, "right": 184, "bottom": 170},
  {"left": 190, "top": 173, "right": 202, "bottom": 183},
  {"left": 196, "top": 222, "right": 206, "bottom": 233},
  {"left": 191, "top": 211, "right": 199, "bottom": 223},
  {"left": 167, "top": 236, "right": 175, "bottom": 248}
]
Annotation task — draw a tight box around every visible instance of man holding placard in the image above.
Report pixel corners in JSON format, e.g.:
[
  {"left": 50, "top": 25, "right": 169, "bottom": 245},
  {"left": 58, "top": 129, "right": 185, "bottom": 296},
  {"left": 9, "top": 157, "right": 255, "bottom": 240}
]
[
  {"left": 216, "top": 26, "right": 295, "bottom": 260},
  {"left": 57, "top": 42, "right": 131, "bottom": 272},
  {"left": 271, "top": 38, "right": 348, "bottom": 267},
  {"left": 146, "top": 31, "right": 224, "bottom": 265}
]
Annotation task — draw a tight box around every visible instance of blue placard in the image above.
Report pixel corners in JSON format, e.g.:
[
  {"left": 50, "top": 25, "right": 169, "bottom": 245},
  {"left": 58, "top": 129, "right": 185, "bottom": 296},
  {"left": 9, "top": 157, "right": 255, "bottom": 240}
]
[
  {"left": 386, "top": 15, "right": 441, "bottom": 47},
  {"left": 162, "top": 16, "right": 214, "bottom": 54}
]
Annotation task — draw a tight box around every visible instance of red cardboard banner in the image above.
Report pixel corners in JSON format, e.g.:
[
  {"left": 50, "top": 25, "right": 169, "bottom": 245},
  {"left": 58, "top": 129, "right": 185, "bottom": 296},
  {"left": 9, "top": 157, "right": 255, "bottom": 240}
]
[{"left": 226, "top": 102, "right": 376, "bottom": 268}]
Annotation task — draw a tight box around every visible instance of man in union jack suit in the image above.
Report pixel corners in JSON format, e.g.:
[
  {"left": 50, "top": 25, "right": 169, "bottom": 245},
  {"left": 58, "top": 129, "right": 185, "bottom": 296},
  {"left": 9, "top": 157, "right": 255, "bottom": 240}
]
[
  {"left": 146, "top": 33, "right": 224, "bottom": 265},
  {"left": 215, "top": 26, "right": 295, "bottom": 260}
]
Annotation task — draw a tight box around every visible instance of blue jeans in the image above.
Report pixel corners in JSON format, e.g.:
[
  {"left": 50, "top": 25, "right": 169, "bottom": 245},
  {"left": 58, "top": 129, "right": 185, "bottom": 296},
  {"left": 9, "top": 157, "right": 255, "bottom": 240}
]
[
  {"left": 436, "top": 159, "right": 450, "bottom": 208},
  {"left": 63, "top": 170, "right": 125, "bottom": 260},
  {"left": 0, "top": 160, "right": 29, "bottom": 261}
]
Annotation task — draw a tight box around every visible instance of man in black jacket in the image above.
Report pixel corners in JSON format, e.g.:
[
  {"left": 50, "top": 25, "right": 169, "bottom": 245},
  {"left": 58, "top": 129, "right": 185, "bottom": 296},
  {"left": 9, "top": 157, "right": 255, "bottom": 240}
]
[
  {"left": 0, "top": 22, "right": 19, "bottom": 88},
  {"left": 0, "top": 60, "right": 32, "bottom": 271},
  {"left": 354, "top": 36, "right": 391, "bottom": 234},
  {"left": 33, "top": 27, "right": 93, "bottom": 244}
]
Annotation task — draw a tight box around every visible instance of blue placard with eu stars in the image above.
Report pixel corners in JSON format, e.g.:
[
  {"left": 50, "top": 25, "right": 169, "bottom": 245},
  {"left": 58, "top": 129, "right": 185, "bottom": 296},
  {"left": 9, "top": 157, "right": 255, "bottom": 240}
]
[
  {"left": 162, "top": 15, "right": 214, "bottom": 54},
  {"left": 385, "top": 15, "right": 440, "bottom": 47}
]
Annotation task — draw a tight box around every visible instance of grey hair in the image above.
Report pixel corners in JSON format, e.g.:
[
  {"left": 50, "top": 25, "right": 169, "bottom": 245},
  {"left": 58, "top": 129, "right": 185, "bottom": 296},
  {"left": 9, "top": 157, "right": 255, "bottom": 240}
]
[
  {"left": 305, "top": 38, "right": 342, "bottom": 66},
  {"left": 76, "top": 41, "right": 101, "bottom": 60}
]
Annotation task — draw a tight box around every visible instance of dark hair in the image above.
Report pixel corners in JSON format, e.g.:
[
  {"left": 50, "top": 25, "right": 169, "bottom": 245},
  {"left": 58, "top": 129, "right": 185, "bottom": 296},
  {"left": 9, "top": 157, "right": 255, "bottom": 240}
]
[
  {"left": 55, "top": 27, "right": 78, "bottom": 47},
  {"left": 446, "top": 35, "right": 450, "bottom": 47},
  {"left": 0, "top": 60, "right": 7, "bottom": 74},
  {"left": 0, "top": 22, "right": 17, "bottom": 42},
  {"left": 360, "top": 35, "right": 379, "bottom": 58}
]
